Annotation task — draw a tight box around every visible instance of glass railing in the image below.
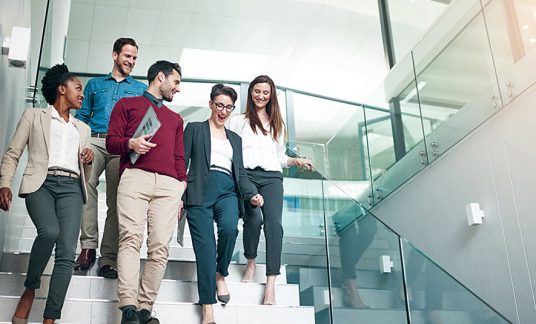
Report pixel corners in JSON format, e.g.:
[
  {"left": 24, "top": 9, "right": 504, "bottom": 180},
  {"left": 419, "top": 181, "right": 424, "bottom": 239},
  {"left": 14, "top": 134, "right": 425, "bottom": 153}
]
[{"left": 273, "top": 168, "right": 512, "bottom": 323}]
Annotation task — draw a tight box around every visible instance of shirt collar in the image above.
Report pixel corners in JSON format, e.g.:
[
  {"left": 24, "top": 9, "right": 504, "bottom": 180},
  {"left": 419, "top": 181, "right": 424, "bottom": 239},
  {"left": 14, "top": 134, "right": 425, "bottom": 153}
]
[
  {"left": 143, "top": 91, "right": 163, "bottom": 108},
  {"left": 50, "top": 106, "right": 74, "bottom": 124},
  {"left": 105, "top": 73, "right": 133, "bottom": 84}
]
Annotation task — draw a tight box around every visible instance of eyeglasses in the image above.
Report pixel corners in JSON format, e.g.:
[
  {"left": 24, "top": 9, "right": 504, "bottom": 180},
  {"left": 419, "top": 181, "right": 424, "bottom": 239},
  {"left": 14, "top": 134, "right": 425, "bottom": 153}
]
[{"left": 211, "top": 101, "right": 236, "bottom": 112}]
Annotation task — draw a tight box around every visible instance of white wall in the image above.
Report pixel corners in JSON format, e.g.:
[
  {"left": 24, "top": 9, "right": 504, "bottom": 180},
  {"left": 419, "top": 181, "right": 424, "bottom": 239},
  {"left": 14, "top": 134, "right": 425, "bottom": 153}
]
[
  {"left": 371, "top": 83, "right": 536, "bottom": 323},
  {"left": 0, "top": 0, "right": 48, "bottom": 257}
]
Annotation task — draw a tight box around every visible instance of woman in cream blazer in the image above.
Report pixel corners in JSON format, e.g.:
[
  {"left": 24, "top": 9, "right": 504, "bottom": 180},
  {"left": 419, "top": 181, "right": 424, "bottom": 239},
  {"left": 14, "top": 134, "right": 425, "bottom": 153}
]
[{"left": 0, "top": 64, "right": 93, "bottom": 324}]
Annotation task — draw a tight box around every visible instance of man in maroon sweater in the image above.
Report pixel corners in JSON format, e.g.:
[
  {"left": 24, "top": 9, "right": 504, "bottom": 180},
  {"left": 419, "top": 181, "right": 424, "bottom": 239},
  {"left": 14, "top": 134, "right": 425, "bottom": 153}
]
[{"left": 106, "top": 60, "right": 186, "bottom": 324}]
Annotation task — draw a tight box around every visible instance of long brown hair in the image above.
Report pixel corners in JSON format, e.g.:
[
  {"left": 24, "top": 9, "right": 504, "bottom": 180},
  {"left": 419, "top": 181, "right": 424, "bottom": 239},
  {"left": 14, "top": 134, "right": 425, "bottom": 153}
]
[{"left": 245, "top": 75, "right": 285, "bottom": 141}]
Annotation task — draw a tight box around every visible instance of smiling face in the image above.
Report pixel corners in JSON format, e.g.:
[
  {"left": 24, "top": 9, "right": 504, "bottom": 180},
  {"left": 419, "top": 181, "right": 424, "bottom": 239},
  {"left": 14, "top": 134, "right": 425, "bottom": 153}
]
[
  {"left": 113, "top": 44, "right": 138, "bottom": 77},
  {"left": 209, "top": 94, "right": 235, "bottom": 127},
  {"left": 250, "top": 82, "right": 271, "bottom": 110},
  {"left": 59, "top": 77, "right": 84, "bottom": 109},
  {"left": 160, "top": 69, "right": 181, "bottom": 102}
]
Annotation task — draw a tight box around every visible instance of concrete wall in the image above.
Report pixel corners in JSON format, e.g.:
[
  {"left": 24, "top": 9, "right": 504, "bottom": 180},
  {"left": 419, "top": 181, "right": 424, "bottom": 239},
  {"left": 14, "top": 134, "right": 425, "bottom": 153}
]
[{"left": 371, "top": 84, "right": 536, "bottom": 323}]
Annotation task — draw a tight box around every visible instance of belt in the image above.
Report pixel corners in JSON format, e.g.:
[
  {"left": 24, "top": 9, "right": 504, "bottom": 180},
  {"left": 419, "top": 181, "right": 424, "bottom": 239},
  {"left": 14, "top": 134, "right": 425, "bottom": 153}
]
[
  {"left": 91, "top": 132, "right": 107, "bottom": 138},
  {"left": 210, "top": 165, "right": 232, "bottom": 176},
  {"left": 47, "top": 169, "right": 79, "bottom": 179}
]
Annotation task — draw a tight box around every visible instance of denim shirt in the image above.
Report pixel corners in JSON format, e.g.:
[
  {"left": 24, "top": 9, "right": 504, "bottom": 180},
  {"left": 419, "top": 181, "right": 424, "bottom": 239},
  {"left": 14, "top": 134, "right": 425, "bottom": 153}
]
[{"left": 75, "top": 73, "right": 147, "bottom": 133}]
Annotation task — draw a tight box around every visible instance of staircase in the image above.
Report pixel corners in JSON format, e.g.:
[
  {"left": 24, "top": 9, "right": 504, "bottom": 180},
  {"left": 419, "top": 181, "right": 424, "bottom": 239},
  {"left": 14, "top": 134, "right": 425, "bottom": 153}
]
[{"left": 0, "top": 193, "right": 315, "bottom": 324}]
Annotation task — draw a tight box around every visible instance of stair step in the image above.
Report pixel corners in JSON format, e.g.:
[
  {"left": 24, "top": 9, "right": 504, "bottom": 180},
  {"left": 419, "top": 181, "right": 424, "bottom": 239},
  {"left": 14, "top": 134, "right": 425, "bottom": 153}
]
[
  {"left": 316, "top": 306, "right": 500, "bottom": 324},
  {"left": 0, "top": 296, "right": 315, "bottom": 324},
  {"left": 0, "top": 273, "right": 300, "bottom": 306},
  {"left": 0, "top": 254, "right": 288, "bottom": 285},
  {"left": 301, "top": 286, "right": 405, "bottom": 310}
]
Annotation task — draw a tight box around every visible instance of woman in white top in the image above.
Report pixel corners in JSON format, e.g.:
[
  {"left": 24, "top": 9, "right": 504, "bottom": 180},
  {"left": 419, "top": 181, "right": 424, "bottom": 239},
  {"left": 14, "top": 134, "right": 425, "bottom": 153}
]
[
  {"left": 229, "top": 75, "right": 312, "bottom": 305},
  {"left": 183, "top": 84, "right": 263, "bottom": 324},
  {"left": 0, "top": 64, "right": 93, "bottom": 323}
]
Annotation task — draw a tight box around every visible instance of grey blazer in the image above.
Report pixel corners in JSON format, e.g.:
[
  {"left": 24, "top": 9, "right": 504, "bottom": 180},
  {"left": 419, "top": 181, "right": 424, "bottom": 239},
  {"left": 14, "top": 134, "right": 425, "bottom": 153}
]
[
  {"left": 0, "top": 107, "right": 92, "bottom": 202},
  {"left": 183, "top": 120, "right": 257, "bottom": 215}
]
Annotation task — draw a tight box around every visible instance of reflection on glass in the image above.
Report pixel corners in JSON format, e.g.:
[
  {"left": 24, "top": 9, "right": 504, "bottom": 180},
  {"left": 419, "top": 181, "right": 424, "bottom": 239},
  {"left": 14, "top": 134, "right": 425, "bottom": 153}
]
[
  {"left": 292, "top": 93, "right": 371, "bottom": 195},
  {"left": 324, "top": 182, "right": 407, "bottom": 323},
  {"left": 416, "top": 9, "right": 500, "bottom": 161},
  {"left": 483, "top": 0, "right": 536, "bottom": 105},
  {"left": 388, "top": 0, "right": 453, "bottom": 62},
  {"left": 365, "top": 52, "right": 427, "bottom": 204},
  {"left": 403, "top": 240, "right": 511, "bottom": 324}
]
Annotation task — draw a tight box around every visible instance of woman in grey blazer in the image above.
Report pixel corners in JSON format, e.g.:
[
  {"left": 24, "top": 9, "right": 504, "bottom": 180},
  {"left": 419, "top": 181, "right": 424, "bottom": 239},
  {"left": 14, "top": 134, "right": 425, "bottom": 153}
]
[
  {"left": 183, "top": 84, "right": 263, "bottom": 324},
  {"left": 0, "top": 64, "right": 93, "bottom": 324}
]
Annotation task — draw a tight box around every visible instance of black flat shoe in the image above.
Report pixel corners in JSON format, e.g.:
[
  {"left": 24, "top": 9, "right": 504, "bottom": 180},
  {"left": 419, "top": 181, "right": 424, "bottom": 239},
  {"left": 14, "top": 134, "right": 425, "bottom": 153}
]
[{"left": 217, "top": 294, "right": 230, "bottom": 304}]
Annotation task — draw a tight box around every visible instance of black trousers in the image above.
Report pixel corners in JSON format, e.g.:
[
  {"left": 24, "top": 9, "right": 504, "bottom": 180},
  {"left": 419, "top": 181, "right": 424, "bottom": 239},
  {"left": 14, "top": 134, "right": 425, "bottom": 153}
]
[
  {"left": 242, "top": 168, "right": 284, "bottom": 276},
  {"left": 24, "top": 175, "right": 83, "bottom": 319}
]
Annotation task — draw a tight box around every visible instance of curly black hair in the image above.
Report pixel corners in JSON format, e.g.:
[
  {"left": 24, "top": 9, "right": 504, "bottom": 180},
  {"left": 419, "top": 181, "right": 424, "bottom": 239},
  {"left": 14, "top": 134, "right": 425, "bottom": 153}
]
[{"left": 41, "top": 64, "right": 77, "bottom": 104}]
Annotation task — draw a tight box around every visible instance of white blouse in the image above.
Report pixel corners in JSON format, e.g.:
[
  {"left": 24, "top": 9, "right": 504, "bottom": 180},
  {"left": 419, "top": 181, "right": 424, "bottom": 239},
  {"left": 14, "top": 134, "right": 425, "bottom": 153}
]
[
  {"left": 210, "top": 136, "right": 233, "bottom": 173},
  {"left": 228, "top": 114, "right": 289, "bottom": 172},
  {"left": 48, "top": 107, "right": 80, "bottom": 174}
]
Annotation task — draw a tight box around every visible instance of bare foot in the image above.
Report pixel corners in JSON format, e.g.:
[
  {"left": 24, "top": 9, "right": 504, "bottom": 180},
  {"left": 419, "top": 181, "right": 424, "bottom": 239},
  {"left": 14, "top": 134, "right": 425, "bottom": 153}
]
[
  {"left": 342, "top": 278, "right": 369, "bottom": 308},
  {"left": 43, "top": 318, "right": 55, "bottom": 324},
  {"left": 201, "top": 304, "right": 215, "bottom": 324},
  {"left": 216, "top": 273, "right": 229, "bottom": 295},
  {"left": 14, "top": 288, "right": 35, "bottom": 319},
  {"left": 263, "top": 275, "right": 276, "bottom": 305},
  {"left": 242, "top": 259, "right": 256, "bottom": 283}
]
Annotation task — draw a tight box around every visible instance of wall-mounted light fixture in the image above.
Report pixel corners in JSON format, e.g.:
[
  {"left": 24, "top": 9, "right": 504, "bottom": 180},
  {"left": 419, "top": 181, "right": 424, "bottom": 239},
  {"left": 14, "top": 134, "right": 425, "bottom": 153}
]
[
  {"left": 379, "top": 255, "right": 394, "bottom": 273},
  {"left": 0, "top": 25, "right": 31, "bottom": 69},
  {"left": 466, "top": 202, "right": 485, "bottom": 226}
]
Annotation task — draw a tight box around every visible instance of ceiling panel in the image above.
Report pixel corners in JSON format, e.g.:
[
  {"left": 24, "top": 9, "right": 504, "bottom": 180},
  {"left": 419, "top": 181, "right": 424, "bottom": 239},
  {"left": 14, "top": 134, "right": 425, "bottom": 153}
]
[
  {"left": 67, "top": 2, "right": 94, "bottom": 40},
  {"left": 151, "top": 12, "right": 192, "bottom": 47},
  {"left": 194, "top": 0, "right": 228, "bottom": 15},
  {"left": 216, "top": 16, "right": 253, "bottom": 52},
  {"left": 124, "top": 8, "right": 160, "bottom": 44},
  {"left": 162, "top": 0, "right": 197, "bottom": 13},
  {"left": 90, "top": 5, "right": 128, "bottom": 42},
  {"left": 181, "top": 13, "right": 218, "bottom": 50},
  {"left": 95, "top": 0, "right": 129, "bottom": 6},
  {"left": 129, "top": 0, "right": 165, "bottom": 10}
]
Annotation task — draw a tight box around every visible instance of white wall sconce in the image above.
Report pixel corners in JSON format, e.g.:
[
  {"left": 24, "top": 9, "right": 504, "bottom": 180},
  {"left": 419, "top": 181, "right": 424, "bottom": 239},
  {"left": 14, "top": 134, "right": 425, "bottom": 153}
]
[
  {"left": 379, "top": 255, "right": 394, "bottom": 273},
  {"left": 1, "top": 25, "right": 31, "bottom": 69},
  {"left": 466, "top": 202, "right": 485, "bottom": 226}
]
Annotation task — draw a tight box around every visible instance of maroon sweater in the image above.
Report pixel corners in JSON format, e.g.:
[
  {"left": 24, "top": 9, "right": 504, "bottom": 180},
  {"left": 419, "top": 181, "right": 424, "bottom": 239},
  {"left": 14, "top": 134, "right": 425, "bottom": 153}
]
[{"left": 106, "top": 96, "right": 187, "bottom": 182}]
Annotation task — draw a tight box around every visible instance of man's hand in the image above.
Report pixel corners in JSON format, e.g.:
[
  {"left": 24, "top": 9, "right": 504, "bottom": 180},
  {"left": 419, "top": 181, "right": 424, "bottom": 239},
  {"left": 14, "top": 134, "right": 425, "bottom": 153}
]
[
  {"left": 250, "top": 194, "right": 264, "bottom": 207},
  {"left": 128, "top": 134, "right": 157, "bottom": 155},
  {"left": 0, "top": 187, "right": 13, "bottom": 211},
  {"left": 80, "top": 148, "right": 94, "bottom": 164}
]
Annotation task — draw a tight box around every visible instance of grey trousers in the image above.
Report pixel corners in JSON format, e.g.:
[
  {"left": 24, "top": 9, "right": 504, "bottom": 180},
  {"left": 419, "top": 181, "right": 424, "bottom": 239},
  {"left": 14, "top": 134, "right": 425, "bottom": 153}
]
[
  {"left": 24, "top": 175, "right": 83, "bottom": 319},
  {"left": 79, "top": 137, "right": 120, "bottom": 267},
  {"left": 242, "top": 168, "right": 284, "bottom": 276}
]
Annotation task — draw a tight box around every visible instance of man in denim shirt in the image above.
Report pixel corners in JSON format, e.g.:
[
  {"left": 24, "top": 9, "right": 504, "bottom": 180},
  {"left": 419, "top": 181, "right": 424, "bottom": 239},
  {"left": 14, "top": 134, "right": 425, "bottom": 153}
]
[{"left": 75, "top": 38, "right": 147, "bottom": 278}]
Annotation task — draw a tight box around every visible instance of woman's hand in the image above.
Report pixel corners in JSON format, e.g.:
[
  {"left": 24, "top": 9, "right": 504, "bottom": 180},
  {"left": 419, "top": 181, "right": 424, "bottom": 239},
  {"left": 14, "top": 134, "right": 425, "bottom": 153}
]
[
  {"left": 0, "top": 187, "right": 13, "bottom": 211},
  {"left": 80, "top": 148, "right": 94, "bottom": 164},
  {"left": 295, "top": 157, "right": 313, "bottom": 172},
  {"left": 250, "top": 194, "right": 264, "bottom": 207}
]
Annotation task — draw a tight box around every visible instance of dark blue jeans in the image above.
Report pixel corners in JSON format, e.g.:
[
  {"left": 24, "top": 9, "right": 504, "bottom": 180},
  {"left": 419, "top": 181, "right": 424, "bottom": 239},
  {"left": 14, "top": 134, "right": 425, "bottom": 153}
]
[
  {"left": 187, "top": 171, "right": 239, "bottom": 304},
  {"left": 24, "top": 175, "right": 83, "bottom": 319}
]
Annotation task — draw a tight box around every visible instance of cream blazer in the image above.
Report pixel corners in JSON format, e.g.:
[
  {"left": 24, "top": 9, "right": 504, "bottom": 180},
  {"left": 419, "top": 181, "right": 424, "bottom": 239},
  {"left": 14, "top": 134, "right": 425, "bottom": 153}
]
[{"left": 0, "top": 107, "right": 92, "bottom": 202}]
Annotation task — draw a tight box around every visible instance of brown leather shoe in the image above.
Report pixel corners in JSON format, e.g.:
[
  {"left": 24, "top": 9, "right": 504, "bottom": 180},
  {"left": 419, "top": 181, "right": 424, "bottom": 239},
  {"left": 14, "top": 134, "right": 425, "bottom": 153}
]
[{"left": 74, "top": 249, "right": 96, "bottom": 271}]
